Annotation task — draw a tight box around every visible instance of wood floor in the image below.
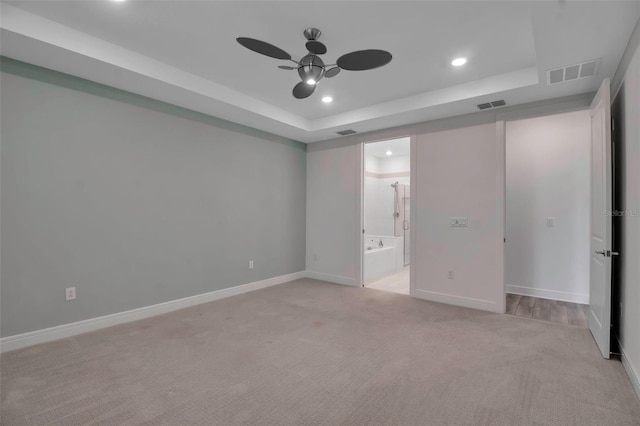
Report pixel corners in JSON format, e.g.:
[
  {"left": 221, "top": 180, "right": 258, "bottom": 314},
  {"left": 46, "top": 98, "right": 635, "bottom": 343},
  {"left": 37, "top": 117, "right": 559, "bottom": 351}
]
[{"left": 506, "top": 294, "right": 590, "bottom": 327}]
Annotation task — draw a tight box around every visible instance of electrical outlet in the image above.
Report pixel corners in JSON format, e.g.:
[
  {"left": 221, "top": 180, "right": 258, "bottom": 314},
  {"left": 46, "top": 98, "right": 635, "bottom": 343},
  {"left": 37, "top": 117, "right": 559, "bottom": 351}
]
[
  {"left": 448, "top": 270, "right": 454, "bottom": 279},
  {"left": 546, "top": 217, "right": 555, "bottom": 227},
  {"left": 65, "top": 287, "right": 76, "bottom": 301},
  {"left": 249, "top": 260, "right": 254, "bottom": 269},
  {"left": 313, "top": 254, "right": 318, "bottom": 261}
]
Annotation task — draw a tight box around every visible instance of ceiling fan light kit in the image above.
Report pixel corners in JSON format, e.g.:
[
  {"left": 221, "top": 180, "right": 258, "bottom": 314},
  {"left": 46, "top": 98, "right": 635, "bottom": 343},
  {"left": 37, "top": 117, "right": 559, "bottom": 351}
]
[
  {"left": 236, "top": 28, "right": 392, "bottom": 99},
  {"left": 298, "top": 54, "right": 325, "bottom": 85}
]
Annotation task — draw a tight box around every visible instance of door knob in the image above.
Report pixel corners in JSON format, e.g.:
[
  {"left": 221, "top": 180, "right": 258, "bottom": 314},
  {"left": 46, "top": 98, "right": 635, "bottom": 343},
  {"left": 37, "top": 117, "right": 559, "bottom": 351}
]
[{"left": 595, "top": 250, "right": 620, "bottom": 257}]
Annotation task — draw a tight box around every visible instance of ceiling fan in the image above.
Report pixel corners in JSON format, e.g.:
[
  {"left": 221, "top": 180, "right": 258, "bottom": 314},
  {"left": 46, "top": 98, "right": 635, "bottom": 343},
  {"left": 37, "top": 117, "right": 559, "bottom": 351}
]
[{"left": 236, "top": 28, "right": 392, "bottom": 99}]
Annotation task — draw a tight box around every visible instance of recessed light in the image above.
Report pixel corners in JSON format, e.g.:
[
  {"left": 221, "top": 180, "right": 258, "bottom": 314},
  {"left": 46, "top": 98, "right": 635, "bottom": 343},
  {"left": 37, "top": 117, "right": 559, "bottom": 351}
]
[
  {"left": 322, "top": 96, "right": 333, "bottom": 103},
  {"left": 306, "top": 79, "right": 316, "bottom": 85},
  {"left": 451, "top": 57, "right": 467, "bottom": 67},
  {"left": 386, "top": 150, "right": 393, "bottom": 156}
]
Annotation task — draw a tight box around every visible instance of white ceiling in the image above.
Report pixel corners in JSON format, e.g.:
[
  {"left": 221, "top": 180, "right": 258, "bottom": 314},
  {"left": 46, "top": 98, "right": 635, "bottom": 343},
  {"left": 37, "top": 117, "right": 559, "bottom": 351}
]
[
  {"left": 366, "top": 138, "right": 410, "bottom": 158},
  {"left": 1, "top": 1, "right": 639, "bottom": 143}
]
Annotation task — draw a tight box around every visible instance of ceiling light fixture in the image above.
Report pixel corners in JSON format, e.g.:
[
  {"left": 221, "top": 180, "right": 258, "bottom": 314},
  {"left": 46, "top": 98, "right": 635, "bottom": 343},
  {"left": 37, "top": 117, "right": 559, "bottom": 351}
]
[
  {"left": 322, "top": 96, "right": 333, "bottom": 103},
  {"left": 386, "top": 150, "right": 393, "bottom": 156},
  {"left": 451, "top": 57, "right": 467, "bottom": 67},
  {"left": 236, "top": 28, "right": 392, "bottom": 99}
]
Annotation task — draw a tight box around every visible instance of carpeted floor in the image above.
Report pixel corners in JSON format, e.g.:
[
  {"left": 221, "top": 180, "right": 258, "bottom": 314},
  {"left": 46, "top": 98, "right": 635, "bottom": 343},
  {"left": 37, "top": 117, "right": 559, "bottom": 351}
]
[{"left": 1, "top": 279, "right": 639, "bottom": 425}]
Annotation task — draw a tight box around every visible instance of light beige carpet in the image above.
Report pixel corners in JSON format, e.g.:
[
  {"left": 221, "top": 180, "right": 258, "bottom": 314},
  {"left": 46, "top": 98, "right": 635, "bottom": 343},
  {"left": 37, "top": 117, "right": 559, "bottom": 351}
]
[{"left": 1, "top": 279, "right": 638, "bottom": 425}]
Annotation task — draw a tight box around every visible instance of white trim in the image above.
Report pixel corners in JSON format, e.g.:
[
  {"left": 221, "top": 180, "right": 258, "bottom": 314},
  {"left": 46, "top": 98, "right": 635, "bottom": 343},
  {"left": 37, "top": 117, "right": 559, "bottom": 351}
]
[
  {"left": 357, "top": 139, "right": 364, "bottom": 287},
  {"left": 0, "top": 271, "right": 305, "bottom": 353},
  {"left": 620, "top": 342, "right": 640, "bottom": 400},
  {"left": 357, "top": 141, "right": 367, "bottom": 287},
  {"left": 506, "top": 284, "right": 589, "bottom": 305},
  {"left": 305, "top": 271, "right": 359, "bottom": 287},
  {"left": 496, "top": 120, "right": 507, "bottom": 314},
  {"left": 411, "top": 289, "right": 501, "bottom": 313},
  {"left": 409, "top": 132, "right": 417, "bottom": 296}
]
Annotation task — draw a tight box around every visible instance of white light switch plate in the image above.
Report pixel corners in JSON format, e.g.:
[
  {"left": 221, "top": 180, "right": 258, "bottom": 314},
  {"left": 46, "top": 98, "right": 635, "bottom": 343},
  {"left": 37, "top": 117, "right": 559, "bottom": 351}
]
[{"left": 450, "top": 217, "right": 468, "bottom": 227}]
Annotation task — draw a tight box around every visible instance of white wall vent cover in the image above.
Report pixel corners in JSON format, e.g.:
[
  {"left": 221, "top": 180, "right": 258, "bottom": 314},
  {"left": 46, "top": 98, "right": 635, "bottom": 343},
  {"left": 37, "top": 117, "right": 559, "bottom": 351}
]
[{"left": 546, "top": 59, "right": 600, "bottom": 85}]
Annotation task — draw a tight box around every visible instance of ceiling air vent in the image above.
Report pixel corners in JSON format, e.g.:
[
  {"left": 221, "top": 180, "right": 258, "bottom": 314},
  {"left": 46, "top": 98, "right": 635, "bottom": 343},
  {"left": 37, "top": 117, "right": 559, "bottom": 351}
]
[
  {"left": 336, "top": 129, "right": 357, "bottom": 136},
  {"left": 477, "top": 100, "right": 507, "bottom": 110},
  {"left": 547, "top": 59, "right": 600, "bottom": 85}
]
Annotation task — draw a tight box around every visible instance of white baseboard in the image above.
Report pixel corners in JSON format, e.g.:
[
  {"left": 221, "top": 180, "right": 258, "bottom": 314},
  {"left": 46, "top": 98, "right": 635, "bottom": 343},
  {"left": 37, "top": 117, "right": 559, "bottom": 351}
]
[
  {"left": 620, "top": 342, "right": 640, "bottom": 400},
  {"left": 411, "top": 289, "right": 501, "bottom": 313},
  {"left": 506, "top": 285, "right": 589, "bottom": 305},
  {"left": 305, "top": 271, "right": 359, "bottom": 287},
  {"left": 0, "top": 271, "right": 306, "bottom": 353}
]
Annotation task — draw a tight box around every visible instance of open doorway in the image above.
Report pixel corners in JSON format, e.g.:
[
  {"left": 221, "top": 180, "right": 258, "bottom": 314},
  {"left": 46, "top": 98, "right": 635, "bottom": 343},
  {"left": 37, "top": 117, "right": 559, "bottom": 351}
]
[
  {"left": 504, "top": 110, "right": 592, "bottom": 327},
  {"left": 362, "top": 137, "right": 410, "bottom": 295},
  {"left": 610, "top": 84, "right": 624, "bottom": 354}
]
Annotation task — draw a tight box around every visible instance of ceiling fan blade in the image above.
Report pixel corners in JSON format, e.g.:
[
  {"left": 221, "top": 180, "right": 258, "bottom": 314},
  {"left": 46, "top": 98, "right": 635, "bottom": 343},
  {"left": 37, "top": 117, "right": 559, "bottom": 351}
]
[
  {"left": 306, "top": 40, "right": 327, "bottom": 55},
  {"left": 293, "top": 81, "right": 316, "bottom": 99},
  {"left": 325, "top": 67, "right": 341, "bottom": 78},
  {"left": 336, "top": 49, "right": 392, "bottom": 71},
  {"left": 278, "top": 65, "right": 296, "bottom": 70},
  {"left": 236, "top": 37, "right": 292, "bottom": 60}
]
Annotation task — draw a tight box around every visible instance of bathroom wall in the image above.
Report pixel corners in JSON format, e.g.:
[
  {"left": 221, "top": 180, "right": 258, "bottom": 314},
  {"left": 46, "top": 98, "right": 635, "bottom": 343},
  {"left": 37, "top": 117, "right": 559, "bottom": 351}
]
[
  {"left": 378, "top": 156, "right": 411, "bottom": 175},
  {"left": 364, "top": 176, "right": 395, "bottom": 236},
  {"left": 364, "top": 153, "right": 410, "bottom": 236}
]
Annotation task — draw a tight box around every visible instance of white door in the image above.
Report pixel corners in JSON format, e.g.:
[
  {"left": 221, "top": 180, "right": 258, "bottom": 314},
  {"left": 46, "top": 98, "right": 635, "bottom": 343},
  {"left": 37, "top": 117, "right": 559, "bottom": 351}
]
[{"left": 589, "top": 78, "right": 613, "bottom": 359}]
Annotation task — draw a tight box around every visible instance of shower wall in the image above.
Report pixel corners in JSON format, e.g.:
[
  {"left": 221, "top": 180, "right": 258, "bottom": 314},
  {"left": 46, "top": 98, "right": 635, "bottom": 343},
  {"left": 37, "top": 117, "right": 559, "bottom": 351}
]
[{"left": 364, "top": 155, "right": 410, "bottom": 236}]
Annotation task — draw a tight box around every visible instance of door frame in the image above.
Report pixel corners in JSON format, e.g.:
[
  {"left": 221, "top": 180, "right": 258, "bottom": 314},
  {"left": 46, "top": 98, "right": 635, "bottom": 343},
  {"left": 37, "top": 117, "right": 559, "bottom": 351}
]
[{"left": 359, "top": 132, "right": 417, "bottom": 293}]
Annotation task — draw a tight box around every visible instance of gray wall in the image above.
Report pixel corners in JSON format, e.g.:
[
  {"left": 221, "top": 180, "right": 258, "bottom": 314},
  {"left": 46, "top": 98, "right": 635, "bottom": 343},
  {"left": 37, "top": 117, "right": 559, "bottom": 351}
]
[
  {"left": 414, "top": 120, "right": 505, "bottom": 313},
  {"left": 0, "top": 58, "right": 306, "bottom": 337},
  {"left": 506, "top": 110, "right": 591, "bottom": 304},
  {"left": 306, "top": 112, "right": 507, "bottom": 313},
  {"left": 306, "top": 138, "right": 362, "bottom": 286}
]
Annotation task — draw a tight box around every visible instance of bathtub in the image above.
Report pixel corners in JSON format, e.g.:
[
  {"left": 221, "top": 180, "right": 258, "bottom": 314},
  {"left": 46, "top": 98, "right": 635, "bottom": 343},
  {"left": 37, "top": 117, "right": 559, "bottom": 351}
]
[
  {"left": 364, "top": 245, "right": 396, "bottom": 284},
  {"left": 364, "top": 235, "right": 405, "bottom": 275}
]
